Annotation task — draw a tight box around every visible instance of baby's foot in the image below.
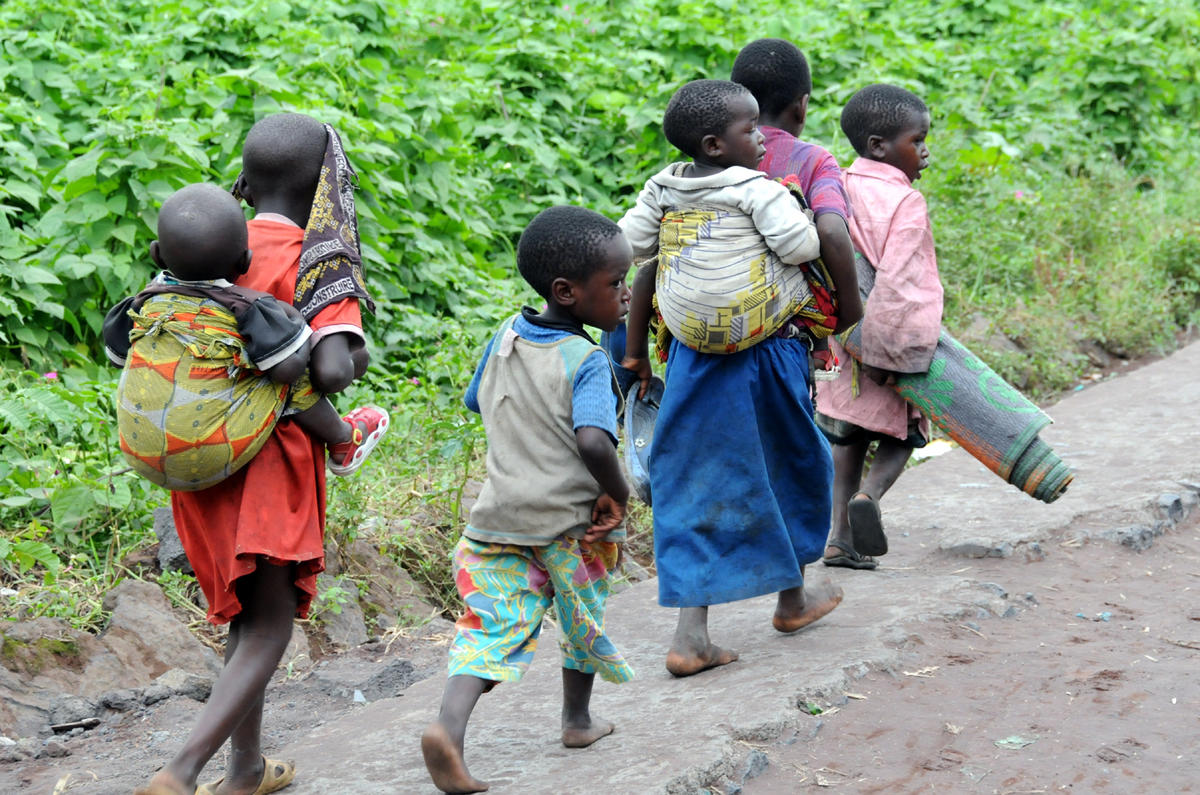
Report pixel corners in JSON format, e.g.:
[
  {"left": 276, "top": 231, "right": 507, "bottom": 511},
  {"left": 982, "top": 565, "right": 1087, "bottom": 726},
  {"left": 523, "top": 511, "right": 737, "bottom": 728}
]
[
  {"left": 421, "top": 722, "right": 489, "bottom": 794},
  {"left": 665, "top": 642, "right": 739, "bottom": 678},
  {"left": 773, "top": 579, "right": 843, "bottom": 633},
  {"left": 327, "top": 405, "right": 389, "bottom": 476},
  {"left": 562, "top": 715, "right": 615, "bottom": 748}
]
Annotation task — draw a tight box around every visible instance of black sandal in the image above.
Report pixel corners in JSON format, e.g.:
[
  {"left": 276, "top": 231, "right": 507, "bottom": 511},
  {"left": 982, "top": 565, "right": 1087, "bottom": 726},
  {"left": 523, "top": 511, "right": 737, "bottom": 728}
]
[
  {"left": 822, "top": 540, "right": 878, "bottom": 570},
  {"left": 847, "top": 493, "right": 888, "bottom": 556}
]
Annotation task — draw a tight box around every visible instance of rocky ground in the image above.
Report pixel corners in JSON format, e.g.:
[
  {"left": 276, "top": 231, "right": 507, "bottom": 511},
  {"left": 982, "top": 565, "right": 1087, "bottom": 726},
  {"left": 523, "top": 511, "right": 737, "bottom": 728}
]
[{"left": 3, "top": 341, "right": 1200, "bottom": 794}]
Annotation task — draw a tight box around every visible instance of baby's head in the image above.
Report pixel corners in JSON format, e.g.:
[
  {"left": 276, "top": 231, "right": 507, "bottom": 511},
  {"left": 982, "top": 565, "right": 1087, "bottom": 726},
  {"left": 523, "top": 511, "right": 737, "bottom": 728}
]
[
  {"left": 662, "top": 79, "right": 765, "bottom": 170},
  {"left": 517, "top": 206, "right": 632, "bottom": 332},
  {"left": 731, "top": 38, "right": 812, "bottom": 126},
  {"left": 841, "top": 84, "right": 931, "bottom": 182},
  {"left": 151, "top": 184, "right": 250, "bottom": 282},
  {"left": 238, "top": 112, "right": 328, "bottom": 225}
]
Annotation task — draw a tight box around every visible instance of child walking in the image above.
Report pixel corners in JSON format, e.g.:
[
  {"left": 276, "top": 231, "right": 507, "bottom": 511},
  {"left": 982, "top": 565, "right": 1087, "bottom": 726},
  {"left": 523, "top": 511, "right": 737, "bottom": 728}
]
[
  {"left": 620, "top": 79, "right": 849, "bottom": 678},
  {"left": 816, "top": 84, "right": 944, "bottom": 570},
  {"left": 421, "top": 206, "right": 635, "bottom": 794},
  {"left": 135, "top": 112, "right": 377, "bottom": 795},
  {"left": 105, "top": 183, "right": 388, "bottom": 492}
]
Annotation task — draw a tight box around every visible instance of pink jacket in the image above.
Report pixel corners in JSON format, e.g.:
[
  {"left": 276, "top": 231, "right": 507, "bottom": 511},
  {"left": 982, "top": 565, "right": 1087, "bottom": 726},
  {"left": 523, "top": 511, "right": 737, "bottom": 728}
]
[{"left": 816, "top": 158, "right": 943, "bottom": 440}]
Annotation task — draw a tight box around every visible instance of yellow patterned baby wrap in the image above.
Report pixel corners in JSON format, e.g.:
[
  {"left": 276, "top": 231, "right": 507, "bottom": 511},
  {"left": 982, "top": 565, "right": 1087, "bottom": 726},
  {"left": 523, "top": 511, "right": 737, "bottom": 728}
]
[
  {"left": 655, "top": 208, "right": 821, "bottom": 354},
  {"left": 116, "top": 292, "right": 318, "bottom": 491}
]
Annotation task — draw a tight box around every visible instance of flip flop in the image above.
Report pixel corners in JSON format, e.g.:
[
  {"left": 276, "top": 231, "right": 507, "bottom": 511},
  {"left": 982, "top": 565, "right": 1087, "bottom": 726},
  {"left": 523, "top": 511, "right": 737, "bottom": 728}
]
[
  {"left": 197, "top": 757, "right": 296, "bottom": 795},
  {"left": 847, "top": 493, "right": 888, "bottom": 556},
  {"left": 822, "top": 540, "right": 878, "bottom": 570}
]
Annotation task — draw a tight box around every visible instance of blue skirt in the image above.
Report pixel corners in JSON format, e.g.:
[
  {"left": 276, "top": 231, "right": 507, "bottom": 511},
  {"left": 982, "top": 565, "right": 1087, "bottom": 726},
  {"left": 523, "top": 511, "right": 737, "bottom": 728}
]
[{"left": 650, "top": 337, "right": 832, "bottom": 607}]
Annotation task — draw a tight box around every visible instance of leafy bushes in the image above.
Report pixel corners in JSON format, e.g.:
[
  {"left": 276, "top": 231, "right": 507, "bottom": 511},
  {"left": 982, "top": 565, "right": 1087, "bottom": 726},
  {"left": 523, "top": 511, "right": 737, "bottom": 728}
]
[{"left": 3, "top": 0, "right": 1198, "bottom": 372}]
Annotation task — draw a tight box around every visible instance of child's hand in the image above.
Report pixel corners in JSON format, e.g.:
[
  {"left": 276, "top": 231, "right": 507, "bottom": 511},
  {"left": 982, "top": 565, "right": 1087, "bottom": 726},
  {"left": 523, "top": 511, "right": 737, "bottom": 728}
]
[
  {"left": 620, "top": 356, "right": 653, "bottom": 399},
  {"left": 585, "top": 493, "right": 627, "bottom": 542}
]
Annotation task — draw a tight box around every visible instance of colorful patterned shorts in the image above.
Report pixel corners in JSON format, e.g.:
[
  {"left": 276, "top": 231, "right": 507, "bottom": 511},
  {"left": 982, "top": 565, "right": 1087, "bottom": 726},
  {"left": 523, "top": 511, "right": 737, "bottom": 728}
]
[{"left": 448, "top": 535, "right": 634, "bottom": 684}]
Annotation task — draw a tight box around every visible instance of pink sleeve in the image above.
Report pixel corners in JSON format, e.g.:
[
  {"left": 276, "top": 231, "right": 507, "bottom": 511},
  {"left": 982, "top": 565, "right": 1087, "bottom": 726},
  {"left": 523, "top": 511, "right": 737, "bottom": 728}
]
[
  {"left": 858, "top": 193, "right": 943, "bottom": 372},
  {"left": 807, "top": 149, "right": 850, "bottom": 222}
]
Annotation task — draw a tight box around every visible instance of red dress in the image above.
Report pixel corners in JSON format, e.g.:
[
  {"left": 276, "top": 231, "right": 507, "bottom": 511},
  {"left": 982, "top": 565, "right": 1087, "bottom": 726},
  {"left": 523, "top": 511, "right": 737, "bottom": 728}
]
[{"left": 170, "top": 218, "right": 364, "bottom": 624}]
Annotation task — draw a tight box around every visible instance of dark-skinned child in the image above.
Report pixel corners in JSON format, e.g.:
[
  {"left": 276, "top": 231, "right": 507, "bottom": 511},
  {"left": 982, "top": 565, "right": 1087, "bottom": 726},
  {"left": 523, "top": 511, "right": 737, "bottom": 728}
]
[
  {"left": 134, "top": 113, "right": 380, "bottom": 795},
  {"left": 732, "top": 37, "right": 862, "bottom": 343},
  {"left": 421, "top": 206, "right": 635, "bottom": 794},
  {"left": 815, "top": 84, "right": 943, "bottom": 570},
  {"left": 105, "top": 183, "right": 388, "bottom": 492},
  {"left": 619, "top": 79, "right": 846, "bottom": 678}
]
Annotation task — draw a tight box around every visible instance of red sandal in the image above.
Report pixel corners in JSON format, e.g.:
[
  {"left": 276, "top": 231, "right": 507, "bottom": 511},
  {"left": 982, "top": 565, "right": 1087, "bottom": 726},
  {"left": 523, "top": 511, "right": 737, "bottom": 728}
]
[{"left": 327, "top": 405, "right": 390, "bottom": 476}]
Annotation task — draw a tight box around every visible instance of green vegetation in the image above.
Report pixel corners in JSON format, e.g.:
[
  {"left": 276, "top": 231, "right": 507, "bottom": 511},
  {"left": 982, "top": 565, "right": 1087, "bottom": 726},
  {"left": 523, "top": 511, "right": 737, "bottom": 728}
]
[{"left": 2, "top": 0, "right": 1198, "bottom": 627}]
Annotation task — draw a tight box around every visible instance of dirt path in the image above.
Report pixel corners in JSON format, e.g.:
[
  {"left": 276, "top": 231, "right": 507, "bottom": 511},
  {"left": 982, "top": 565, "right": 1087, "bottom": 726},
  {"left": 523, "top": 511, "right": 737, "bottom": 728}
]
[
  {"left": 9, "top": 343, "right": 1200, "bottom": 794},
  {"left": 744, "top": 516, "right": 1200, "bottom": 793}
]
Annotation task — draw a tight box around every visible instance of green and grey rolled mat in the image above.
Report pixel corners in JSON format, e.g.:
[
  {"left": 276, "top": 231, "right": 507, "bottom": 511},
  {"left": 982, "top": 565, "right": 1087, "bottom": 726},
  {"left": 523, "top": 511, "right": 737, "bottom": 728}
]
[{"left": 841, "top": 257, "right": 1073, "bottom": 503}]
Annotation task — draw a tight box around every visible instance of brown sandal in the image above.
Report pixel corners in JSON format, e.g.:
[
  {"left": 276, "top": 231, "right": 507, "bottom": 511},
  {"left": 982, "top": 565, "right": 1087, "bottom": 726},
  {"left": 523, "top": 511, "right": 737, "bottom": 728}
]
[{"left": 196, "top": 757, "right": 295, "bottom": 795}]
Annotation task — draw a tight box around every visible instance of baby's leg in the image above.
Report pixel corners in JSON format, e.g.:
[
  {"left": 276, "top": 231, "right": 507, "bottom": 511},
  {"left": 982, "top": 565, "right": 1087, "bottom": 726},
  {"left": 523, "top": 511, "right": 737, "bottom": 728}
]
[
  {"left": 561, "top": 668, "right": 614, "bottom": 748},
  {"left": 291, "top": 398, "right": 351, "bottom": 447},
  {"left": 421, "top": 675, "right": 492, "bottom": 793},
  {"left": 665, "top": 606, "right": 738, "bottom": 678},
  {"left": 138, "top": 561, "right": 298, "bottom": 794},
  {"left": 309, "top": 332, "right": 359, "bottom": 394}
]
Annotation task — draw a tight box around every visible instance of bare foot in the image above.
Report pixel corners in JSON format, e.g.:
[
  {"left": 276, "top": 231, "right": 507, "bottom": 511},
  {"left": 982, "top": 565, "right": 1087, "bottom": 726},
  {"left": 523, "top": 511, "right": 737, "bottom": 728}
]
[
  {"left": 665, "top": 643, "right": 739, "bottom": 677},
  {"left": 562, "top": 717, "right": 615, "bottom": 748},
  {"left": 421, "top": 722, "right": 489, "bottom": 793},
  {"left": 773, "top": 579, "right": 844, "bottom": 633}
]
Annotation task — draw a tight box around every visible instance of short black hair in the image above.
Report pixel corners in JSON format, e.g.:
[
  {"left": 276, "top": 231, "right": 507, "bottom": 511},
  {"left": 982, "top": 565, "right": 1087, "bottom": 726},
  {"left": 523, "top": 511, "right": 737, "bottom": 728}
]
[
  {"left": 517, "top": 206, "right": 622, "bottom": 300},
  {"left": 241, "top": 112, "right": 327, "bottom": 202},
  {"left": 662, "top": 79, "right": 752, "bottom": 159},
  {"left": 156, "top": 184, "right": 248, "bottom": 281},
  {"left": 840, "top": 84, "right": 929, "bottom": 156},
  {"left": 731, "top": 38, "right": 812, "bottom": 117}
]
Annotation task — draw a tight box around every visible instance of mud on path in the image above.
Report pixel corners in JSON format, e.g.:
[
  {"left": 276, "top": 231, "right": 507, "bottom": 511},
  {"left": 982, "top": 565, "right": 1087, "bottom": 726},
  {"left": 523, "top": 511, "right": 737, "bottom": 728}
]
[{"left": 744, "top": 515, "right": 1200, "bottom": 794}]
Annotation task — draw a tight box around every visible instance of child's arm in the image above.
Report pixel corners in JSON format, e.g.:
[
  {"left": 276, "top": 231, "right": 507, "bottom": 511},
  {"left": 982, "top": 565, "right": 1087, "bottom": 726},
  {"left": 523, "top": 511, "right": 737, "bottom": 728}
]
[
  {"left": 745, "top": 179, "right": 822, "bottom": 265},
  {"left": 575, "top": 426, "right": 629, "bottom": 542},
  {"left": 572, "top": 350, "right": 630, "bottom": 541},
  {"left": 858, "top": 192, "right": 943, "bottom": 373},
  {"left": 618, "top": 181, "right": 665, "bottom": 262},
  {"left": 619, "top": 259, "right": 657, "bottom": 398},
  {"left": 815, "top": 213, "right": 863, "bottom": 331},
  {"left": 263, "top": 339, "right": 311, "bottom": 384},
  {"left": 616, "top": 178, "right": 665, "bottom": 397},
  {"left": 102, "top": 296, "right": 139, "bottom": 366}
]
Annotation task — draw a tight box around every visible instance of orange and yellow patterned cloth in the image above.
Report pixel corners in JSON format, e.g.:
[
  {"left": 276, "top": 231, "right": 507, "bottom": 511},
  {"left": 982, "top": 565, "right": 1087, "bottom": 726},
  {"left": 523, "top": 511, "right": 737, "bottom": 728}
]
[{"left": 112, "top": 289, "right": 318, "bottom": 491}]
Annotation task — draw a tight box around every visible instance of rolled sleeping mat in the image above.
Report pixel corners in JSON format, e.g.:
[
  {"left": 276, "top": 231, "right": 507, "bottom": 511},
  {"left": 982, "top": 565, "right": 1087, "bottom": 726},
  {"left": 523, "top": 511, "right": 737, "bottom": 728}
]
[{"left": 841, "top": 257, "right": 1073, "bottom": 503}]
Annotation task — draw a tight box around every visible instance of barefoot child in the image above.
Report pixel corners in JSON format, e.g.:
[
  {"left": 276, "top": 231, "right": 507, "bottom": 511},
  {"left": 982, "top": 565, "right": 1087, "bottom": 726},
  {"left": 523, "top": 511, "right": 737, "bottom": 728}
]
[
  {"left": 105, "top": 183, "right": 388, "bottom": 491},
  {"left": 816, "top": 84, "right": 944, "bottom": 570},
  {"left": 422, "top": 206, "right": 634, "bottom": 793},
  {"left": 134, "top": 113, "right": 378, "bottom": 795},
  {"left": 620, "top": 79, "right": 847, "bottom": 678}
]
